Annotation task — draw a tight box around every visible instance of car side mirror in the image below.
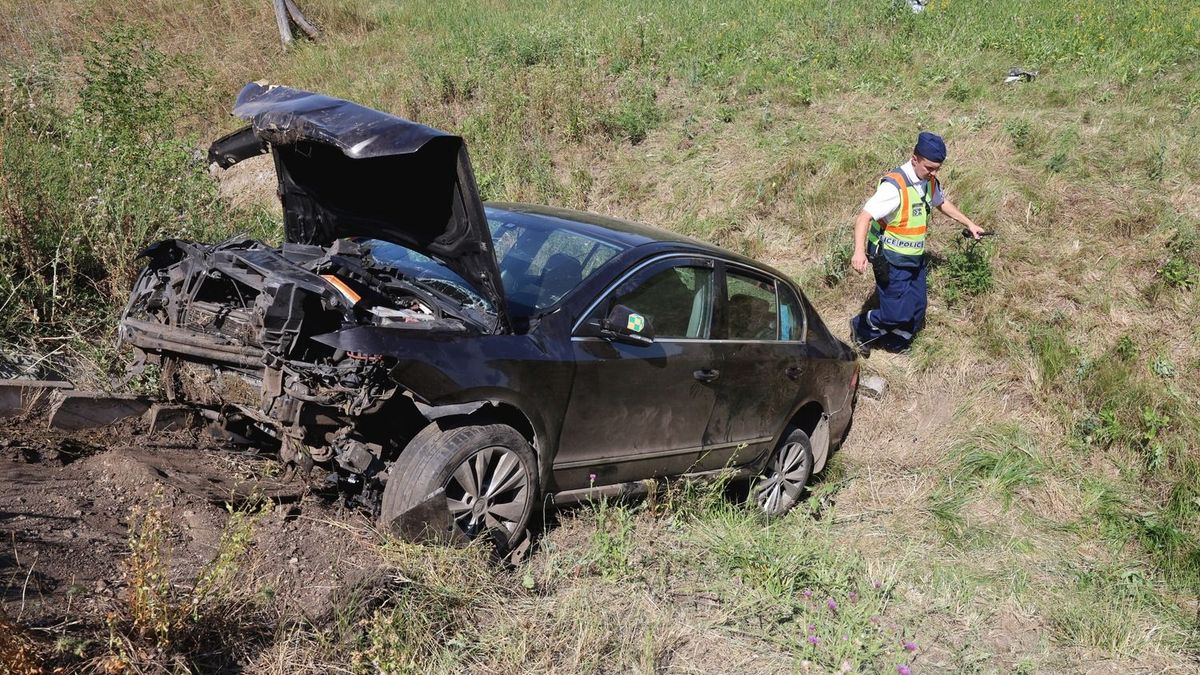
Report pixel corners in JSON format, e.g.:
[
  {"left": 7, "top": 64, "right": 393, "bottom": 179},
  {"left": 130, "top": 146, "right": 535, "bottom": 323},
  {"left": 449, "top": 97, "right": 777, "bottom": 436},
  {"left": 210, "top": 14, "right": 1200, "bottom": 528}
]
[{"left": 601, "top": 304, "right": 654, "bottom": 346}]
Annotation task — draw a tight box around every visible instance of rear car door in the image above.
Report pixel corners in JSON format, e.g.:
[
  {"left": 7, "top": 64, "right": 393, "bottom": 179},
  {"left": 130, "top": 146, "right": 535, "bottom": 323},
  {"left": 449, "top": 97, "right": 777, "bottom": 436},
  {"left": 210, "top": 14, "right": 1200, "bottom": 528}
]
[
  {"left": 554, "top": 256, "right": 719, "bottom": 489},
  {"left": 698, "top": 264, "right": 809, "bottom": 471}
]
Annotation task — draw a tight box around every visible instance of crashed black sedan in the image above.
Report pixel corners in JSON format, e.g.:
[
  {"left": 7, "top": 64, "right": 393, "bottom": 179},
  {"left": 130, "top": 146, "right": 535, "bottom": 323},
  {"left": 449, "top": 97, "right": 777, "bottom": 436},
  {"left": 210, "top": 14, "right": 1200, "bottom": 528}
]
[{"left": 120, "top": 83, "right": 859, "bottom": 550}]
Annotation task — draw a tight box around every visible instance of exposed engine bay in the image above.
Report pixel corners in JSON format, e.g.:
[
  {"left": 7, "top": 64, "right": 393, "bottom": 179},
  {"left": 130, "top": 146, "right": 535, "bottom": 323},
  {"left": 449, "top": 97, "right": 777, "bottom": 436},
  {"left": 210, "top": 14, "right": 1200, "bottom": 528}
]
[{"left": 120, "top": 235, "right": 489, "bottom": 509}]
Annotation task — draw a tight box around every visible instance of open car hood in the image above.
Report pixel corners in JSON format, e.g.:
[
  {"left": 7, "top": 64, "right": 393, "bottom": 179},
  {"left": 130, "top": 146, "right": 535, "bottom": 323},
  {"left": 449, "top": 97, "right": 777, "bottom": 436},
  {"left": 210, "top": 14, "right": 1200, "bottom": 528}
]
[{"left": 208, "top": 82, "right": 508, "bottom": 331}]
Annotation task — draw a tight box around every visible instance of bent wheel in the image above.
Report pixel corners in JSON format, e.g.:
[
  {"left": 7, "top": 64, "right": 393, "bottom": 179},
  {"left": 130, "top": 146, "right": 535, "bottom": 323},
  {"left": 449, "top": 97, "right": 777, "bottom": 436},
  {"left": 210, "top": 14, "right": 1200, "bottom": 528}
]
[
  {"left": 752, "top": 428, "right": 814, "bottom": 517},
  {"left": 380, "top": 422, "right": 537, "bottom": 551}
]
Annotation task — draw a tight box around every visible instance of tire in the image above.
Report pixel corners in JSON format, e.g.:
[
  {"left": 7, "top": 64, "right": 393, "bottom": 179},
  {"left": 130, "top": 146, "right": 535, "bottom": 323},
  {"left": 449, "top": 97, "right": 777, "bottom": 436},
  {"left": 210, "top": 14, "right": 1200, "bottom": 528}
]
[
  {"left": 751, "top": 427, "right": 814, "bottom": 517},
  {"left": 380, "top": 422, "right": 538, "bottom": 551}
]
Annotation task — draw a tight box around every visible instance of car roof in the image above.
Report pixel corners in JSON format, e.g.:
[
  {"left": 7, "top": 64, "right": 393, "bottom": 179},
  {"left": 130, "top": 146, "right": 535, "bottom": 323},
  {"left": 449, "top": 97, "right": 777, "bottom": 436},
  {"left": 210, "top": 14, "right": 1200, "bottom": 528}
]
[{"left": 484, "top": 202, "right": 793, "bottom": 281}]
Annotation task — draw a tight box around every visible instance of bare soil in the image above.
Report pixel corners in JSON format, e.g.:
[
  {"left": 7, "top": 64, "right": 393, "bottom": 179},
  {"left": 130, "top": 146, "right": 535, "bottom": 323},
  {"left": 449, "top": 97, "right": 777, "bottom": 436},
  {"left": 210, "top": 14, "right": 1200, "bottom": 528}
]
[{"left": 0, "top": 413, "right": 378, "bottom": 633}]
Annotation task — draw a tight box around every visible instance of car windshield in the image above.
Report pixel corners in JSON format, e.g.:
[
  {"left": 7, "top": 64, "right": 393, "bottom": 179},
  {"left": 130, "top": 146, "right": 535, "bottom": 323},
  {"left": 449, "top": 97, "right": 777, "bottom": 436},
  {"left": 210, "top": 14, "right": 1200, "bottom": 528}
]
[
  {"left": 486, "top": 211, "right": 628, "bottom": 318},
  {"left": 360, "top": 213, "right": 629, "bottom": 320},
  {"left": 360, "top": 240, "right": 493, "bottom": 314}
]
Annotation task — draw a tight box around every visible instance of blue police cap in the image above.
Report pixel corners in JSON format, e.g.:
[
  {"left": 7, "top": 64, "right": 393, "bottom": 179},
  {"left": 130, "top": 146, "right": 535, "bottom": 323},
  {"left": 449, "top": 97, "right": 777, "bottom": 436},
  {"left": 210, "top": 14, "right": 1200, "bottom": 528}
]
[{"left": 914, "top": 131, "right": 946, "bottom": 162}]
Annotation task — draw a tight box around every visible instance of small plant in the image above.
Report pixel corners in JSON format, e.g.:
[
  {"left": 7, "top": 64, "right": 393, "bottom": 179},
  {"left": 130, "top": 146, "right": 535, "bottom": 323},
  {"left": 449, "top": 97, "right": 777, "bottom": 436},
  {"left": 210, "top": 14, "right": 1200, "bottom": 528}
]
[
  {"left": 124, "top": 498, "right": 176, "bottom": 647},
  {"left": 1003, "top": 118, "right": 1033, "bottom": 151},
  {"left": 945, "top": 80, "right": 973, "bottom": 103},
  {"left": 939, "top": 237, "right": 994, "bottom": 305},
  {"left": 1157, "top": 223, "right": 1200, "bottom": 290},
  {"left": 1115, "top": 335, "right": 1138, "bottom": 360},
  {"left": 1158, "top": 256, "right": 1199, "bottom": 290},
  {"left": 1045, "top": 149, "right": 1069, "bottom": 173},
  {"left": 600, "top": 84, "right": 661, "bottom": 144},
  {"left": 1150, "top": 356, "right": 1176, "bottom": 378},
  {"left": 1138, "top": 407, "right": 1170, "bottom": 472},
  {"left": 101, "top": 494, "right": 268, "bottom": 669},
  {"left": 821, "top": 237, "right": 855, "bottom": 287},
  {"left": 582, "top": 498, "right": 638, "bottom": 580}
]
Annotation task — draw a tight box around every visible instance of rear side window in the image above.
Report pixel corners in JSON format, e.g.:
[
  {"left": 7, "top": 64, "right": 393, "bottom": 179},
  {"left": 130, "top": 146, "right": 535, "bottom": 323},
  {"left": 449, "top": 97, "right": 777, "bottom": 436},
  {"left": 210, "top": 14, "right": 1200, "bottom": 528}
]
[
  {"left": 609, "top": 265, "right": 714, "bottom": 339},
  {"left": 725, "top": 270, "right": 778, "bottom": 340},
  {"left": 778, "top": 283, "right": 807, "bottom": 342}
]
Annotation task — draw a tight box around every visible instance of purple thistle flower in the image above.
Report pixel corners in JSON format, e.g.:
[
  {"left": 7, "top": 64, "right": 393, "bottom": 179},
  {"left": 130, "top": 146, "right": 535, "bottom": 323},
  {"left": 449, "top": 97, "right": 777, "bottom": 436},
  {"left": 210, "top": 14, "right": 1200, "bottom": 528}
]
[
  {"left": 903, "top": 641, "right": 918, "bottom": 653},
  {"left": 802, "top": 588, "right": 813, "bottom": 599},
  {"left": 827, "top": 598, "right": 839, "bottom": 611},
  {"left": 808, "top": 635, "right": 821, "bottom": 646},
  {"left": 808, "top": 623, "right": 817, "bottom": 632},
  {"left": 848, "top": 591, "right": 858, "bottom": 602},
  {"left": 873, "top": 580, "right": 883, "bottom": 589},
  {"left": 897, "top": 666, "right": 912, "bottom": 675}
]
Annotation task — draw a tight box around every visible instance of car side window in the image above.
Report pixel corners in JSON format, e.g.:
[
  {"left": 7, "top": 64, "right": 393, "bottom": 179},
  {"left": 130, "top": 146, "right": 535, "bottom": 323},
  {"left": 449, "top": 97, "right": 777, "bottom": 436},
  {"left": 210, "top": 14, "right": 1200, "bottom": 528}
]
[
  {"left": 607, "top": 265, "right": 714, "bottom": 339},
  {"left": 777, "top": 283, "right": 807, "bottom": 343},
  {"left": 725, "top": 270, "right": 778, "bottom": 340}
]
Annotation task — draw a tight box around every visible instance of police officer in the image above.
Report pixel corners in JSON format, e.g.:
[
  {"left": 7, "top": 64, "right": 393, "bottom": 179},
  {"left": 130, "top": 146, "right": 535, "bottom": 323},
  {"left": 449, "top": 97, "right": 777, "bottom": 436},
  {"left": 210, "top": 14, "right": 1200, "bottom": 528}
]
[{"left": 849, "top": 132, "right": 985, "bottom": 353}]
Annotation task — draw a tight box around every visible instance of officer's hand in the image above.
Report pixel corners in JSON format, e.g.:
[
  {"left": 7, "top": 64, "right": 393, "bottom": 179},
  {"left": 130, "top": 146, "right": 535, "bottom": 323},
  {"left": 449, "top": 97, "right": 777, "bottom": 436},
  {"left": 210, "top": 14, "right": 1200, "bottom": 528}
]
[
  {"left": 851, "top": 250, "right": 868, "bottom": 274},
  {"left": 966, "top": 224, "right": 985, "bottom": 240}
]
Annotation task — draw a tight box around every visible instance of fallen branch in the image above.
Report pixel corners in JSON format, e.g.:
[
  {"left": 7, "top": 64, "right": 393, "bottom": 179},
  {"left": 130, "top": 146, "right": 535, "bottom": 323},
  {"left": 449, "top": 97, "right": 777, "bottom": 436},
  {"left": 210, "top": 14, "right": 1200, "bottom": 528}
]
[
  {"left": 272, "top": 0, "right": 293, "bottom": 48},
  {"left": 284, "top": 0, "right": 320, "bottom": 40},
  {"left": 273, "top": 0, "right": 320, "bottom": 48}
]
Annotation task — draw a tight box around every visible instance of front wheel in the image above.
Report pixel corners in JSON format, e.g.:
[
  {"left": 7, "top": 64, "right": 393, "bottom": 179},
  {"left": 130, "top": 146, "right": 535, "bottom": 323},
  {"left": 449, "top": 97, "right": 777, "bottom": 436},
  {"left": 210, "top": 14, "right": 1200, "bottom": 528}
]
[
  {"left": 380, "top": 422, "right": 538, "bottom": 552},
  {"left": 751, "top": 428, "right": 814, "bottom": 517}
]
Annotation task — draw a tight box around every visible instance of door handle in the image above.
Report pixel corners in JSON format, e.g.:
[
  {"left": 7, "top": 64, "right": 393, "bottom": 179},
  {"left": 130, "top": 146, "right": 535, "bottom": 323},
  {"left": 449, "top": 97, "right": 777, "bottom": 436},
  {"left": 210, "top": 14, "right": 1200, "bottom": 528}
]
[
  {"left": 785, "top": 365, "right": 804, "bottom": 381},
  {"left": 693, "top": 368, "right": 720, "bottom": 383}
]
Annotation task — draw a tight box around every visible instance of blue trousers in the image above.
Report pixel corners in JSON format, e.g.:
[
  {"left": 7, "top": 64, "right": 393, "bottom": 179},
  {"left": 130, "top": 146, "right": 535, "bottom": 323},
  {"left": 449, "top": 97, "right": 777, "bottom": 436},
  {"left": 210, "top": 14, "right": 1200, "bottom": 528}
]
[{"left": 852, "top": 253, "right": 927, "bottom": 350}]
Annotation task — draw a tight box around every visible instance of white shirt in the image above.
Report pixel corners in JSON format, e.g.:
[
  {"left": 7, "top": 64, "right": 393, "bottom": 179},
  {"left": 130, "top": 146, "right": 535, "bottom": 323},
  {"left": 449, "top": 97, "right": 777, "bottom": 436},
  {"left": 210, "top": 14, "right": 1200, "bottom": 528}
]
[{"left": 861, "top": 161, "right": 940, "bottom": 221}]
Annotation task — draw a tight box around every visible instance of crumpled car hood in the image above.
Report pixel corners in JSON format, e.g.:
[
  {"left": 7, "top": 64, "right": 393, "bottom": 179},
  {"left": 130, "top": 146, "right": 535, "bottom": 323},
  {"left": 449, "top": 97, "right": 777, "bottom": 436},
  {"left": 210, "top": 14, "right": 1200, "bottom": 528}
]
[{"left": 208, "top": 82, "right": 508, "bottom": 331}]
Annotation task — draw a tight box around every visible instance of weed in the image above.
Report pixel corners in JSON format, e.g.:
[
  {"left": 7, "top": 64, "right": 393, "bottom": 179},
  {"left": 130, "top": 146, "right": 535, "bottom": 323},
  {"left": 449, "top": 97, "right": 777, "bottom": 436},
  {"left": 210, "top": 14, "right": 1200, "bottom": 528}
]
[
  {"left": 600, "top": 82, "right": 661, "bottom": 145},
  {"left": 937, "top": 236, "right": 994, "bottom": 305},
  {"left": 945, "top": 79, "right": 974, "bottom": 103},
  {"left": 821, "top": 235, "right": 855, "bottom": 287},
  {"left": 580, "top": 497, "right": 638, "bottom": 580},
  {"left": 1158, "top": 256, "right": 1199, "bottom": 290},
  {"left": 1116, "top": 334, "right": 1138, "bottom": 360},
  {"left": 1003, "top": 118, "right": 1034, "bottom": 152},
  {"left": 124, "top": 498, "right": 175, "bottom": 647},
  {"left": 98, "top": 494, "right": 270, "bottom": 670}
]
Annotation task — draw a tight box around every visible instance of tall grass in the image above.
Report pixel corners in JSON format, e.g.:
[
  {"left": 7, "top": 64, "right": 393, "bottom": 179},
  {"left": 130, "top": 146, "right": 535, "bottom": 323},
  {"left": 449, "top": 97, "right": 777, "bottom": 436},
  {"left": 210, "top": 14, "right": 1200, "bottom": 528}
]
[{"left": 0, "top": 25, "right": 272, "bottom": 371}]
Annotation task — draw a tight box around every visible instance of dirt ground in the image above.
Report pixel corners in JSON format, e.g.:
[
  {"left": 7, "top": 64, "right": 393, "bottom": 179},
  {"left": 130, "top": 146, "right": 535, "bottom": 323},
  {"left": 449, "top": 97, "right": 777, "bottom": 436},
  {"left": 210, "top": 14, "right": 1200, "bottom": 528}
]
[{"left": 0, "top": 412, "right": 380, "bottom": 635}]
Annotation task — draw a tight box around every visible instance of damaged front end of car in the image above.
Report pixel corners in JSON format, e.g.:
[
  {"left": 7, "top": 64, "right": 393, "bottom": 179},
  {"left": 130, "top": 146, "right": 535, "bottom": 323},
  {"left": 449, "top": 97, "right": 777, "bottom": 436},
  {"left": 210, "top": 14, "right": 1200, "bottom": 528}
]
[{"left": 119, "top": 82, "right": 510, "bottom": 512}]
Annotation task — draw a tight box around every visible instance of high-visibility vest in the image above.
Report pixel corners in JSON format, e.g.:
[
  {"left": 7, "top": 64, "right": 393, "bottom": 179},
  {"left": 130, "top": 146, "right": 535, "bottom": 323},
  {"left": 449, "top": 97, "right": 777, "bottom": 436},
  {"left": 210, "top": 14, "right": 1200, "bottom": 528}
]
[{"left": 867, "top": 168, "right": 938, "bottom": 258}]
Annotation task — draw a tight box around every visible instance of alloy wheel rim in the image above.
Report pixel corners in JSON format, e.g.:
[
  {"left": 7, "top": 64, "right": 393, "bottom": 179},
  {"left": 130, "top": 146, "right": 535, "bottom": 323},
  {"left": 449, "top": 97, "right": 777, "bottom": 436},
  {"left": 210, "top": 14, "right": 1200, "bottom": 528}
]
[
  {"left": 755, "top": 441, "right": 810, "bottom": 514},
  {"left": 444, "top": 445, "right": 530, "bottom": 538}
]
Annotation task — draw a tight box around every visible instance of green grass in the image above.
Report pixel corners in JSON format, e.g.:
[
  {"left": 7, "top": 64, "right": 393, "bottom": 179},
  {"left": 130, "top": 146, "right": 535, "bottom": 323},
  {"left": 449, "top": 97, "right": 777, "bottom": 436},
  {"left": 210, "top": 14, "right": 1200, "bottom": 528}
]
[{"left": 2, "top": 0, "right": 1200, "bottom": 670}]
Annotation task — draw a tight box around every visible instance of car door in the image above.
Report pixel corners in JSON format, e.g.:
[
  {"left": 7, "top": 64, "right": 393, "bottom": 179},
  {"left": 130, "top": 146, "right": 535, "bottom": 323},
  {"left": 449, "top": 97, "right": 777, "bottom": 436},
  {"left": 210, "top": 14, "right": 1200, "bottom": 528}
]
[
  {"left": 697, "top": 264, "right": 809, "bottom": 471},
  {"left": 553, "top": 256, "right": 720, "bottom": 489}
]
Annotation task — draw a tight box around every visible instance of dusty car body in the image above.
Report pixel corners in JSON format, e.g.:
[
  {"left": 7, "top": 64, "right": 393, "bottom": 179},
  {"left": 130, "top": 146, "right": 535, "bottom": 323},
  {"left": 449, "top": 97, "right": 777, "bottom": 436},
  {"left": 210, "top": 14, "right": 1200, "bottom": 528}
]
[{"left": 120, "top": 83, "right": 858, "bottom": 548}]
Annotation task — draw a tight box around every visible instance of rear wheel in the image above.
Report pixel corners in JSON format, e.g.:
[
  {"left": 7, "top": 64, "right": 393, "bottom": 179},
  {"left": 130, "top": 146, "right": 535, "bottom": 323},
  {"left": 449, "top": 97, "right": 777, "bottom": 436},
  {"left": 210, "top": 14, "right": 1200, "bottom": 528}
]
[
  {"left": 380, "top": 422, "right": 537, "bottom": 551},
  {"left": 751, "top": 428, "right": 814, "bottom": 517}
]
